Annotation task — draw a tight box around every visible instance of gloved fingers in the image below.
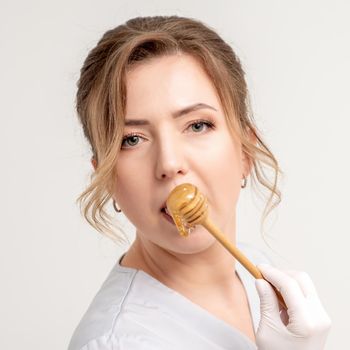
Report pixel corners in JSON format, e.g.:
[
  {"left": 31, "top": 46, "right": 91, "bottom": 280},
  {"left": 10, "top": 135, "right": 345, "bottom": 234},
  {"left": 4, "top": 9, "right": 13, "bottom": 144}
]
[
  {"left": 282, "top": 270, "right": 319, "bottom": 299},
  {"left": 255, "top": 279, "right": 286, "bottom": 327},
  {"left": 279, "top": 307, "right": 289, "bottom": 326},
  {"left": 283, "top": 270, "right": 332, "bottom": 332},
  {"left": 257, "top": 264, "right": 307, "bottom": 311}
]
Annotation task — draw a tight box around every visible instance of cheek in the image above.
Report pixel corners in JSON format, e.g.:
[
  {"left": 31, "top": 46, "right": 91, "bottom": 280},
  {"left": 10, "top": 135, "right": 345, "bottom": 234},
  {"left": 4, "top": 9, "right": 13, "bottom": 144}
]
[
  {"left": 114, "top": 178, "right": 156, "bottom": 231},
  {"left": 201, "top": 134, "right": 242, "bottom": 181},
  {"left": 203, "top": 135, "right": 243, "bottom": 215},
  {"left": 215, "top": 157, "right": 241, "bottom": 205},
  {"left": 113, "top": 159, "right": 147, "bottom": 211}
]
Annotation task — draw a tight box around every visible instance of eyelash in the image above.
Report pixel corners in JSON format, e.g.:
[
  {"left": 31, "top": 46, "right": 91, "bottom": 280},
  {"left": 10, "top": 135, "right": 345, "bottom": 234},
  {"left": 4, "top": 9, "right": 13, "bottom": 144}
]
[{"left": 121, "top": 119, "right": 216, "bottom": 149}]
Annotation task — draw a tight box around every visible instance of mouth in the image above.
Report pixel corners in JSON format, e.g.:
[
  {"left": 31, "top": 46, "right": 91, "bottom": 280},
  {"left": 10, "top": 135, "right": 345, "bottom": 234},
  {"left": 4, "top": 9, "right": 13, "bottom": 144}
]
[{"left": 160, "top": 205, "right": 175, "bottom": 225}]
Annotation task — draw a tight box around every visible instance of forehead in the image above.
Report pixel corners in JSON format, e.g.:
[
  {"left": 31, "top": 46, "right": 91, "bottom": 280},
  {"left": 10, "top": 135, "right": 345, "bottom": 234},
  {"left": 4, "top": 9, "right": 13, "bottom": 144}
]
[{"left": 124, "top": 53, "right": 222, "bottom": 119}]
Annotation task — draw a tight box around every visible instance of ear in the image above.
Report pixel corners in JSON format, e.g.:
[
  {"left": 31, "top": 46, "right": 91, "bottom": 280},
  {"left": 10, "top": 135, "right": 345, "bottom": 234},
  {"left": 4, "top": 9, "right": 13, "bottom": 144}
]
[{"left": 91, "top": 157, "right": 97, "bottom": 170}]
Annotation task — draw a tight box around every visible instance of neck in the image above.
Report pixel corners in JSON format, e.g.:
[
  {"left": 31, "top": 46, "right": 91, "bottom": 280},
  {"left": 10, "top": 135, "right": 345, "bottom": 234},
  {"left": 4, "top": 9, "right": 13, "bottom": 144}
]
[{"left": 120, "top": 234, "right": 241, "bottom": 300}]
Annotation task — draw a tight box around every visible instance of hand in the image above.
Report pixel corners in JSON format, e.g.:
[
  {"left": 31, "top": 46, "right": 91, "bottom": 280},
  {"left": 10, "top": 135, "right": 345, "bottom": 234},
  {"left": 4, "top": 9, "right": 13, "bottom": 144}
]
[{"left": 255, "top": 264, "right": 332, "bottom": 350}]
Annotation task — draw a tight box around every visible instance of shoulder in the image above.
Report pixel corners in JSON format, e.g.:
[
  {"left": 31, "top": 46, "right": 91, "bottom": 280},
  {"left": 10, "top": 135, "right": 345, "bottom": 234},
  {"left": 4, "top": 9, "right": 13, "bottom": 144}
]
[{"left": 67, "top": 263, "right": 139, "bottom": 350}]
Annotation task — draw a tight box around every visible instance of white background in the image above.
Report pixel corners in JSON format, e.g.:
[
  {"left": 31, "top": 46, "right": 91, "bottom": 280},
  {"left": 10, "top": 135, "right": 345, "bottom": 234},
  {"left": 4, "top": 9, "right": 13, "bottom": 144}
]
[{"left": 1, "top": 1, "right": 349, "bottom": 349}]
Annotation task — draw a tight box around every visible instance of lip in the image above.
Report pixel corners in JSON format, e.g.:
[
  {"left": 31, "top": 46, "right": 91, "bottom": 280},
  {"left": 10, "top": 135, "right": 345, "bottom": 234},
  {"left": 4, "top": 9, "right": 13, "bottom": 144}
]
[{"left": 161, "top": 210, "right": 176, "bottom": 225}]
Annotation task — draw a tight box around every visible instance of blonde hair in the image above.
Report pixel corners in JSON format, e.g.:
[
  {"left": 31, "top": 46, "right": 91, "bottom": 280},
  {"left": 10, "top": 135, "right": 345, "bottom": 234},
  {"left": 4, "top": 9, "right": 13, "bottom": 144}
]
[{"left": 75, "top": 15, "right": 283, "bottom": 245}]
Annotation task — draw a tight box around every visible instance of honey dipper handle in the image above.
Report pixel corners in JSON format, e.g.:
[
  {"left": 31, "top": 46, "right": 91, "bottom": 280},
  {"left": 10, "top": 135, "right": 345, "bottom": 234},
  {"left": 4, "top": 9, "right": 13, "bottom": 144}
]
[
  {"left": 202, "top": 218, "right": 262, "bottom": 278},
  {"left": 202, "top": 217, "right": 287, "bottom": 310}
]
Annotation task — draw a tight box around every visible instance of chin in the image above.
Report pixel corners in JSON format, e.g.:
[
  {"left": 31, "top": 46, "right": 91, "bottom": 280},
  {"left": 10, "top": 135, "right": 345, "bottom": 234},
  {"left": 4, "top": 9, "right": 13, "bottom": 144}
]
[{"left": 163, "top": 226, "right": 218, "bottom": 255}]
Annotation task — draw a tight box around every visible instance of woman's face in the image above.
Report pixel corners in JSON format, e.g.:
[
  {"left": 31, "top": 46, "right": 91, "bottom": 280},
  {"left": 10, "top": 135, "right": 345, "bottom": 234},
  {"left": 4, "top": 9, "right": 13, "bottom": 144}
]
[{"left": 112, "top": 53, "right": 250, "bottom": 254}]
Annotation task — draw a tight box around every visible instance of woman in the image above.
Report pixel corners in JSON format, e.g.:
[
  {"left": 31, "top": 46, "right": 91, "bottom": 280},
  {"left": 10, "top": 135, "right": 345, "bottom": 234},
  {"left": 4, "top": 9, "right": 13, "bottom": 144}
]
[{"left": 68, "top": 16, "right": 331, "bottom": 350}]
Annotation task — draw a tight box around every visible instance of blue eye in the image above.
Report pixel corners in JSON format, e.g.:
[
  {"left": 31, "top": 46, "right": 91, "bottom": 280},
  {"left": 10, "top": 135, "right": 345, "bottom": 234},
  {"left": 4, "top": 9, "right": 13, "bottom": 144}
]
[
  {"left": 121, "top": 134, "right": 143, "bottom": 149},
  {"left": 190, "top": 120, "right": 215, "bottom": 132},
  {"left": 121, "top": 119, "right": 215, "bottom": 150}
]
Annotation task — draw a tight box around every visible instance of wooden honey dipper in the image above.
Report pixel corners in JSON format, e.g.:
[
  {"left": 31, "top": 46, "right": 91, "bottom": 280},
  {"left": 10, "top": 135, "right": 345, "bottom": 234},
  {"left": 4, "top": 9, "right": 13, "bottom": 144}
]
[{"left": 166, "top": 182, "right": 287, "bottom": 311}]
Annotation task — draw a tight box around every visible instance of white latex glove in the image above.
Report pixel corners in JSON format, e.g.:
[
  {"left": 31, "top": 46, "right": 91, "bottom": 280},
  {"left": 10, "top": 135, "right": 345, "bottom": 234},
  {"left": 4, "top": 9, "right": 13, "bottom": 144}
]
[{"left": 255, "top": 264, "right": 332, "bottom": 350}]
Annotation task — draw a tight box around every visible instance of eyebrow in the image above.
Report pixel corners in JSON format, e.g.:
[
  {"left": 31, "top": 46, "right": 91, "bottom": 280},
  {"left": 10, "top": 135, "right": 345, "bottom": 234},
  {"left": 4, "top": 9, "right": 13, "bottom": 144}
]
[{"left": 124, "top": 103, "right": 218, "bottom": 126}]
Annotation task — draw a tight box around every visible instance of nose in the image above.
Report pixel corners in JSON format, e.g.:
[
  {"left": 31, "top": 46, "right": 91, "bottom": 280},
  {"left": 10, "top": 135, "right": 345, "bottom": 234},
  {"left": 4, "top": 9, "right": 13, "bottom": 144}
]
[{"left": 155, "top": 136, "right": 189, "bottom": 180}]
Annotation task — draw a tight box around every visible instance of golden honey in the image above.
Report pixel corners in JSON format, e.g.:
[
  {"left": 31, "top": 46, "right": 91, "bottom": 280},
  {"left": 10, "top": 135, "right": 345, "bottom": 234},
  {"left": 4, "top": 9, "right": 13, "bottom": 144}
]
[{"left": 166, "top": 183, "right": 200, "bottom": 237}]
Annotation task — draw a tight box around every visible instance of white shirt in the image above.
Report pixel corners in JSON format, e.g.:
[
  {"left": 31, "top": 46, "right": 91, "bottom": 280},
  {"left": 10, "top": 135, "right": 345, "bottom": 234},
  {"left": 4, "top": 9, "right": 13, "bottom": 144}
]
[{"left": 68, "top": 242, "right": 271, "bottom": 350}]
